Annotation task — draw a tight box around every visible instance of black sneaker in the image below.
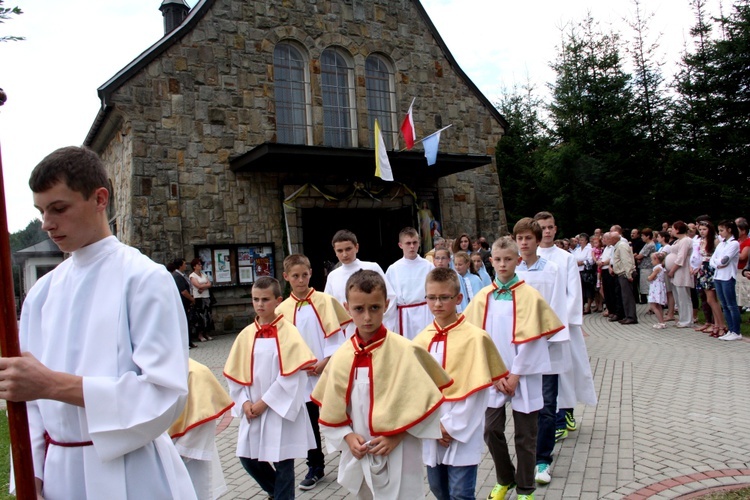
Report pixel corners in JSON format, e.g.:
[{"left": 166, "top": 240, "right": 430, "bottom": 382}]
[{"left": 298, "top": 467, "right": 324, "bottom": 490}]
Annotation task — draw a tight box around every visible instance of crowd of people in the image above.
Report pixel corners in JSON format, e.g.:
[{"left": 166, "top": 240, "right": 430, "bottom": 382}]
[{"left": 546, "top": 219, "right": 748, "bottom": 341}]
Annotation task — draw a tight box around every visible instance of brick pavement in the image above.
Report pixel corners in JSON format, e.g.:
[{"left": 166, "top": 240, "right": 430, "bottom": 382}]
[{"left": 190, "top": 304, "right": 750, "bottom": 499}]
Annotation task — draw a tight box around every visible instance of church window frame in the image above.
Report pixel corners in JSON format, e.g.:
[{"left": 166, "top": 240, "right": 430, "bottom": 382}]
[{"left": 321, "top": 47, "right": 358, "bottom": 148}]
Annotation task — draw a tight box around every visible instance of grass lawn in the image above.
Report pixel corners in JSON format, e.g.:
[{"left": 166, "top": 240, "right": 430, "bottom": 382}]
[
  {"left": 699, "top": 487, "right": 750, "bottom": 499},
  {"left": 0, "top": 412, "right": 12, "bottom": 499}
]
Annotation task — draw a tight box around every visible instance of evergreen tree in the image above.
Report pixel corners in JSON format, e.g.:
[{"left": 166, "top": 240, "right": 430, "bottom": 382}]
[
  {"left": 495, "top": 82, "right": 550, "bottom": 225},
  {"left": 546, "top": 15, "right": 648, "bottom": 230}
]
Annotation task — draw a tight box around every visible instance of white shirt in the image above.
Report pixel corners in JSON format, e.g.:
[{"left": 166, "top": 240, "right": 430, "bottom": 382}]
[
  {"left": 386, "top": 256, "right": 434, "bottom": 339},
  {"left": 227, "top": 338, "right": 315, "bottom": 462},
  {"left": 710, "top": 237, "right": 740, "bottom": 281},
  {"left": 18, "top": 236, "right": 195, "bottom": 500},
  {"left": 324, "top": 259, "right": 398, "bottom": 333},
  {"left": 517, "top": 257, "right": 571, "bottom": 375},
  {"left": 423, "top": 339, "right": 490, "bottom": 467}
]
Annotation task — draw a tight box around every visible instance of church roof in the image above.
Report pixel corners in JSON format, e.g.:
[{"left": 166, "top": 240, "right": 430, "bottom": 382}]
[
  {"left": 16, "top": 238, "right": 61, "bottom": 254},
  {"left": 85, "top": 0, "right": 507, "bottom": 146}
]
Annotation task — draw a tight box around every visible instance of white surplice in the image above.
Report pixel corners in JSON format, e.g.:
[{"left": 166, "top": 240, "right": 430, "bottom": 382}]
[
  {"left": 517, "top": 258, "right": 572, "bottom": 375},
  {"left": 484, "top": 300, "right": 551, "bottom": 414},
  {"left": 422, "top": 340, "right": 490, "bottom": 467},
  {"left": 321, "top": 367, "right": 441, "bottom": 499},
  {"left": 324, "top": 259, "right": 398, "bottom": 334},
  {"left": 227, "top": 338, "right": 314, "bottom": 462},
  {"left": 17, "top": 236, "right": 196, "bottom": 500},
  {"left": 293, "top": 302, "right": 344, "bottom": 399},
  {"left": 537, "top": 245, "right": 598, "bottom": 407},
  {"left": 173, "top": 422, "right": 227, "bottom": 500},
  {"left": 385, "top": 256, "right": 434, "bottom": 340}
]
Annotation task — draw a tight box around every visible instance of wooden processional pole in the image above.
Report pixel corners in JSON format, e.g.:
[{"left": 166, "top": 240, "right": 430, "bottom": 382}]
[{"left": 0, "top": 88, "right": 38, "bottom": 499}]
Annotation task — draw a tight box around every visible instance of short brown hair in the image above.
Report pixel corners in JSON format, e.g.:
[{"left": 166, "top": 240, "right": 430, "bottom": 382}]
[
  {"left": 513, "top": 217, "right": 542, "bottom": 241},
  {"left": 492, "top": 236, "right": 518, "bottom": 254},
  {"left": 190, "top": 258, "right": 203, "bottom": 268},
  {"left": 426, "top": 267, "right": 460, "bottom": 294},
  {"left": 533, "top": 211, "right": 555, "bottom": 223},
  {"left": 399, "top": 227, "right": 419, "bottom": 240},
  {"left": 283, "top": 254, "right": 311, "bottom": 273},
  {"left": 29, "top": 146, "right": 109, "bottom": 200},
  {"left": 253, "top": 276, "right": 282, "bottom": 298},
  {"left": 434, "top": 248, "right": 451, "bottom": 259},
  {"left": 345, "top": 269, "right": 387, "bottom": 301},
  {"left": 332, "top": 229, "right": 358, "bottom": 247}
]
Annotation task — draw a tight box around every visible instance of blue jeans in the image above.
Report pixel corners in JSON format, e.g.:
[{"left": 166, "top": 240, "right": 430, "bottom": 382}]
[
  {"left": 426, "top": 464, "right": 478, "bottom": 500},
  {"left": 239, "top": 457, "right": 295, "bottom": 500},
  {"left": 536, "top": 374, "right": 558, "bottom": 465},
  {"left": 716, "top": 278, "right": 742, "bottom": 334}
]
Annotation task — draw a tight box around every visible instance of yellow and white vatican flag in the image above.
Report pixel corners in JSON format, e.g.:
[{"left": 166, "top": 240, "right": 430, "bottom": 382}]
[{"left": 374, "top": 119, "right": 394, "bottom": 181}]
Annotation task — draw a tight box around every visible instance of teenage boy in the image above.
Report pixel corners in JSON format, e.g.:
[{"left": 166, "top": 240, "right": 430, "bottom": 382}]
[
  {"left": 0, "top": 146, "right": 195, "bottom": 499},
  {"left": 513, "top": 218, "right": 571, "bottom": 486},
  {"left": 534, "top": 211, "right": 598, "bottom": 443},
  {"left": 414, "top": 268, "right": 508, "bottom": 500},
  {"left": 464, "top": 237, "right": 563, "bottom": 500},
  {"left": 454, "top": 251, "right": 483, "bottom": 313},
  {"left": 386, "top": 227, "right": 435, "bottom": 339},
  {"left": 324, "top": 229, "right": 397, "bottom": 334},
  {"left": 277, "top": 254, "right": 351, "bottom": 490},
  {"left": 312, "top": 270, "right": 451, "bottom": 499},
  {"left": 224, "top": 277, "right": 317, "bottom": 500}
]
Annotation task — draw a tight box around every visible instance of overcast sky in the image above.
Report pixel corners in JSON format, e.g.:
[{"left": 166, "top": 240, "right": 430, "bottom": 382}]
[{"left": 0, "top": 0, "right": 721, "bottom": 232}]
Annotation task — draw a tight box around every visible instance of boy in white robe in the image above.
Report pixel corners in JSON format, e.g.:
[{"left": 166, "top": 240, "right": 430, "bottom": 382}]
[
  {"left": 324, "top": 229, "right": 398, "bottom": 334},
  {"left": 0, "top": 146, "right": 196, "bottom": 500},
  {"left": 386, "top": 226, "right": 434, "bottom": 339},
  {"left": 534, "top": 211, "right": 598, "bottom": 442},
  {"left": 413, "top": 268, "right": 508, "bottom": 500},
  {"left": 464, "top": 237, "right": 563, "bottom": 500},
  {"left": 312, "top": 270, "right": 451, "bottom": 499},
  {"left": 224, "top": 277, "right": 317, "bottom": 500},
  {"left": 170, "top": 359, "right": 234, "bottom": 500},
  {"left": 277, "top": 254, "right": 351, "bottom": 490},
  {"left": 514, "top": 218, "right": 572, "bottom": 486}
]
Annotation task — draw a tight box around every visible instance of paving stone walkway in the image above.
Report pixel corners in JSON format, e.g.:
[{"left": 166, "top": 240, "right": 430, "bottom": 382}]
[{"left": 190, "top": 304, "right": 750, "bottom": 499}]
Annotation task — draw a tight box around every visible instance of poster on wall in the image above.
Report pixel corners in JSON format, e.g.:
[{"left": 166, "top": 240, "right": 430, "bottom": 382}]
[
  {"left": 198, "top": 247, "right": 213, "bottom": 282},
  {"left": 239, "top": 266, "right": 254, "bottom": 284},
  {"left": 193, "top": 243, "right": 275, "bottom": 287},
  {"left": 214, "top": 248, "right": 232, "bottom": 284},
  {"left": 238, "top": 248, "right": 253, "bottom": 267}
]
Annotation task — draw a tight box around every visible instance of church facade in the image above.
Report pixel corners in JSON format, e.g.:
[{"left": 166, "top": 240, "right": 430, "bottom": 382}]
[{"left": 85, "top": 0, "right": 508, "bottom": 331}]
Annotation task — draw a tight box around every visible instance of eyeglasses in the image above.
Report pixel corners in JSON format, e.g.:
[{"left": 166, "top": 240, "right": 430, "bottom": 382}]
[
  {"left": 434, "top": 256, "right": 450, "bottom": 261},
  {"left": 425, "top": 295, "right": 458, "bottom": 303}
]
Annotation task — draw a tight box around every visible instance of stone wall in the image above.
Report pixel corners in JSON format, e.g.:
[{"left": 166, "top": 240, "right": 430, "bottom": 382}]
[{"left": 93, "top": 0, "right": 509, "bottom": 331}]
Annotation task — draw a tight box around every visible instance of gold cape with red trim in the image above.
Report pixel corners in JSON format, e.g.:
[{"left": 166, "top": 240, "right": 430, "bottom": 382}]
[
  {"left": 464, "top": 280, "right": 563, "bottom": 344},
  {"left": 169, "top": 359, "right": 234, "bottom": 438},
  {"left": 413, "top": 315, "right": 509, "bottom": 401},
  {"left": 223, "top": 315, "right": 317, "bottom": 386},
  {"left": 310, "top": 330, "right": 452, "bottom": 436},
  {"left": 276, "top": 289, "right": 351, "bottom": 339}
]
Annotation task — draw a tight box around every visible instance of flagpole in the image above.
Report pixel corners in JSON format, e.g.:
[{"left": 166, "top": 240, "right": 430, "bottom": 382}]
[
  {"left": 0, "top": 89, "right": 37, "bottom": 499},
  {"left": 398, "top": 124, "right": 453, "bottom": 152}
]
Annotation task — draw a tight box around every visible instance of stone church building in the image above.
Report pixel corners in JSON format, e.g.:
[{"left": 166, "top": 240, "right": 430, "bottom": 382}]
[{"left": 84, "top": 0, "right": 508, "bottom": 330}]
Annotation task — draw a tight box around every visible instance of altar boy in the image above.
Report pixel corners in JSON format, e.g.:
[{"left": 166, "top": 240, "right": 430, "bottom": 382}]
[
  {"left": 312, "top": 270, "right": 451, "bottom": 499},
  {"left": 464, "top": 237, "right": 563, "bottom": 500},
  {"left": 413, "top": 267, "right": 508, "bottom": 500},
  {"left": 224, "top": 277, "right": 317, "bottom": 500}
]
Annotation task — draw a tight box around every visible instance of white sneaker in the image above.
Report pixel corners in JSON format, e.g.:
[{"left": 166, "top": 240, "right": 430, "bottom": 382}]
[
  {"left": 719, "top": 332, "right": 743, "bottom": 341},
  {"left": 535, "top": 463, "right": 551, "bottom": 484}
]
